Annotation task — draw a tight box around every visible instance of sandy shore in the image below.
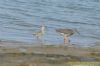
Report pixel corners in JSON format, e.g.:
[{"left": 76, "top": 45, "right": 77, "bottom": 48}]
[{"left": 0, "top": 40, "right": 100, "bottom": 66}]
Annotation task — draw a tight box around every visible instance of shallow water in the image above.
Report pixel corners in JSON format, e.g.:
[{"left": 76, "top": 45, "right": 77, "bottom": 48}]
[{"left": 0, "top": 0, "right": 100, "bottom": 46}]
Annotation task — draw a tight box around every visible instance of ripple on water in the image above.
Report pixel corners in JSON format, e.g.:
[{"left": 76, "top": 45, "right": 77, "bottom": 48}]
[{"left": 0, "top": 0, "right": 100, "bottom": 46}]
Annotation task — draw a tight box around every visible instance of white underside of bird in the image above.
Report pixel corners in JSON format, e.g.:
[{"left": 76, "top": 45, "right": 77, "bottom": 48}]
[
  {"left": 33, "top": 31, "right": 44, "bottom": 38},
  {"left": 58, "top": 32, "right": 70, "bottom": 37},
  {"left": 32, "top": 23, "right": 45, "bottom": 39}
]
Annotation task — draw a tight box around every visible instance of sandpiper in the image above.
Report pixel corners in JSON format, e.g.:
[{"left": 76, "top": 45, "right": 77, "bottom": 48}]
[
  {"left": 33, "top": 22, "right": 45, "bottom": 43},
  {"left": 56, "top": 28, "right": 78, "bottom": 45}
]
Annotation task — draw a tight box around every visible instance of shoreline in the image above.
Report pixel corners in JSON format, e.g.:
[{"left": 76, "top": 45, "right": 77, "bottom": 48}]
[
  {"left": 0, "top": 39, "right": 100, "bottom": 66},
  {"left": 0, "top": 39, "right": 100, "bottom": 54}
]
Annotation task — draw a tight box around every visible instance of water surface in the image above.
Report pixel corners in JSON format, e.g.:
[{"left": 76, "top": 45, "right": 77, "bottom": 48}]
[{"left": 0, "top": 0, "right": 100, "bottom": 46}]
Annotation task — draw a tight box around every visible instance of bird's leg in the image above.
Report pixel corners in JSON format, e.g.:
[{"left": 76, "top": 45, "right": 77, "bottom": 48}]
[
  {"left": 40, "top": 36, "right": 43, "bottom": 45},
  {"left": 41, "top": 36, "right": 44, "bottom": 44},
  {"left": 37, "top": 36, "right": 43, "bottom": 45},
  {"left": 36, "top": 36, "right": 41, "bottom": 43},
  {"left": 36, "top": 36, "right": 39, "bottom": 43},
  {"left": 64, "top": 35, "right": 69, "bottom": 45}
]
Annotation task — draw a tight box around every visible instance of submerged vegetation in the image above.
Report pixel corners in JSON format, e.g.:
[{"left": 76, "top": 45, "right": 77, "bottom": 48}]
[
  {"left": 0, "top": 41, "right": 100, "bottom": 66},
  {"left": 90, "top": 52, "right": 100, "bottom": 57},
  {"left": 95, "top": 42, "right": 100, "bottom": 46}
]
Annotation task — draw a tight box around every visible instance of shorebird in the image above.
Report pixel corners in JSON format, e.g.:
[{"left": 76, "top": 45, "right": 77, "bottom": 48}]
[
  {"left": 32, "top": 22, "right": 45, "bottom": 43},
  {"left": 55, "top": 28, "right": 79, "bottom": 45}
]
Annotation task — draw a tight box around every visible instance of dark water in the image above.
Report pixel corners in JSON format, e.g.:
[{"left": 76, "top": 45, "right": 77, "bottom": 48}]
[{"left": 0, "top": 0, "right": 100, "bottom": 46}]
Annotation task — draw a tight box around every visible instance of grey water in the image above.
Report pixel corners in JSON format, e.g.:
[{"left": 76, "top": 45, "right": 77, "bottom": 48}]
[{"left": 0, "top": 0, "right": 100, "bottom": 46}]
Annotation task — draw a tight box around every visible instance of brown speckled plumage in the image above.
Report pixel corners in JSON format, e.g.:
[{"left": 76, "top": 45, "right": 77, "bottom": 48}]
[{"left": 56, "top": 28, "right": 74, "bottom": 37}]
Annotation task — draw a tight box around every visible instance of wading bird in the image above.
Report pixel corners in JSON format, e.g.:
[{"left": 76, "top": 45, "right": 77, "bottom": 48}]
[
  {"left": 55, "top": 28, "right": 79, "bottom": 45},
  {"left": 33, "top": 22, "right": 45, "bottom": 43}
]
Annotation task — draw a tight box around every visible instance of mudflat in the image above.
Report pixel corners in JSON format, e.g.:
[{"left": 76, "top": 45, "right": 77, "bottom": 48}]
[{"left": 0, "top": 40, "right": 100, "bottom": 66}]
